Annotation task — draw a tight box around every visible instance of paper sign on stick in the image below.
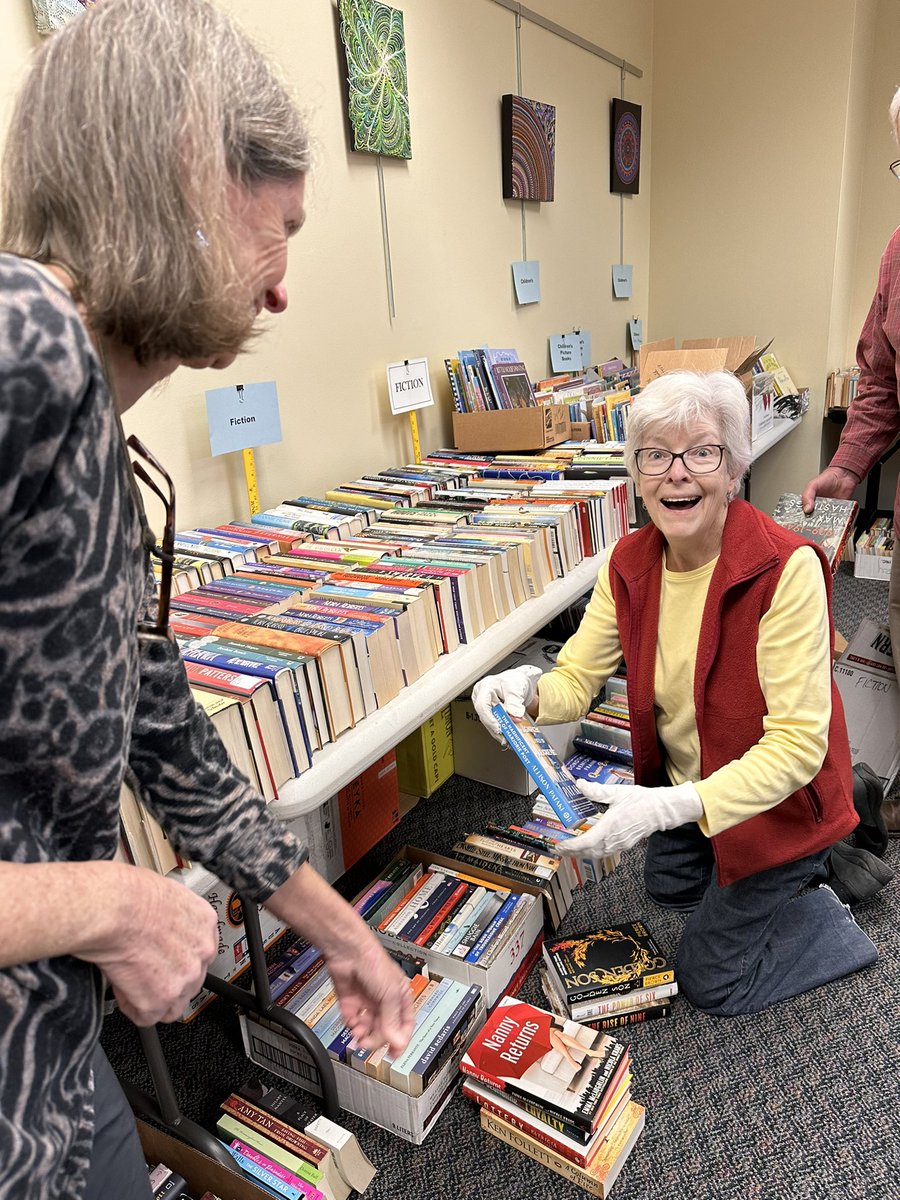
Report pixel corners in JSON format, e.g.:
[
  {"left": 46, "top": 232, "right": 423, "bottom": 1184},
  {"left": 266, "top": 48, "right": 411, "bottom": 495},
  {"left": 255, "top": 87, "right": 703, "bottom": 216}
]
[
  {"left": 387, "top": 358, "right": 434, "bottom": 415},
  {"left": 550, "top": 334, "right": 582, "bottom": 373},
  {"left": 205, "top": 381, "right": 282, "bottom": 456}
]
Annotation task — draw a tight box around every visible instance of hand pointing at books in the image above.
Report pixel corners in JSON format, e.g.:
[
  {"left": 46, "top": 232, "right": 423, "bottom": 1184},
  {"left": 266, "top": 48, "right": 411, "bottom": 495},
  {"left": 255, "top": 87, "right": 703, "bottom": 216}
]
[
  {"left": 555, "top": 781, "right": 704, "bottom": 863},
  {"left": 471, "top": 665, "right": 543, "bottom": 740}
]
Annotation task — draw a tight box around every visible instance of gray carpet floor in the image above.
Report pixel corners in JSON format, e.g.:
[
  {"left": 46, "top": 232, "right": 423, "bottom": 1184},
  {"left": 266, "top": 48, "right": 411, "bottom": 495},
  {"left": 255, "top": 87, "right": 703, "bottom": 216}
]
[{"left": 102, "top": 562, "right": 900, "bottom": 1200}]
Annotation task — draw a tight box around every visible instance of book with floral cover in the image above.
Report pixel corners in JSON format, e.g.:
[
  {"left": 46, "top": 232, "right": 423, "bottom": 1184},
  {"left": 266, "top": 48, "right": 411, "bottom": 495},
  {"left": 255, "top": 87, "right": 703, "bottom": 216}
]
[{"left": 771, "top": 492, "right": 858, "bottom": 573}]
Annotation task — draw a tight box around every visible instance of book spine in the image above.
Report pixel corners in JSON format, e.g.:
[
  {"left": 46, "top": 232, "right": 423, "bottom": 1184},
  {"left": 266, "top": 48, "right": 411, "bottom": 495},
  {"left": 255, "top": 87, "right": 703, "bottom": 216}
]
[
  {"left": 478, "top": 1112, "right": 607, "bottom": 1196},
  {"left": 459, "top": 1066, "right": 592, "bottom": 1143},
  {"left": 581, "top": 1002, "right": 673, "bottom": 1031},
  {"left": 478, "top": 892, "right": 538, "bottom": 969},
  {"left": 225, "top": 1144, "right": 305, "bottom": 1200},
  {"left": 463, "top": 1084, "right": 593, "bottom": 1166},
  {"left": 407, "top": 985, "right": 483, "bottom": 1096},
  {"left": 413, "top": 880, "right": 470, "bottom": 946},
  {"left": 567, "top": 982, "right": 678, "bottom": 1019},
  {"left": 464, "top": 893, "right": 521, "bottom": 964},
  {"left": 430, "top": 885, "right": 489, "bottom": 955}
]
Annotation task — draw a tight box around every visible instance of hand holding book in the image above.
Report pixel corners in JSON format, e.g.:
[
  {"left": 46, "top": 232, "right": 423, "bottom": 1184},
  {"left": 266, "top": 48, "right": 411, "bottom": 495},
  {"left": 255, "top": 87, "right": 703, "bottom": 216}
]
[
  {"left": 471, "top": 664, "right": 542, "bottom": 740},
  {"left": 556, "top": 781, "right": 704, "bottom": 862}
]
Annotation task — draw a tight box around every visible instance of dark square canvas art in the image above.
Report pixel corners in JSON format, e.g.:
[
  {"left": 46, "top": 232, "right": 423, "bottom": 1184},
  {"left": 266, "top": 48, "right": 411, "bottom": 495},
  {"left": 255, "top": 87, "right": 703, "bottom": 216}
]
[
  {"left": 338, "top": 0, "right": 412, "bottom": 160},
  {"left": 501, "top": 94, "right": 556, "bottom": 202},
  {"left": 610, "top": 98, "right": 642, "bottom": 194}
]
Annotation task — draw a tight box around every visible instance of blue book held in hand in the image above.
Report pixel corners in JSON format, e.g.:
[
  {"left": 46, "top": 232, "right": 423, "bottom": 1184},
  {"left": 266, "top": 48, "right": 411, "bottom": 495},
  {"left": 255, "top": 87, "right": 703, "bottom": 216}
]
[{"left": 490, "top": 703, "right": 597, "bottom": 829}]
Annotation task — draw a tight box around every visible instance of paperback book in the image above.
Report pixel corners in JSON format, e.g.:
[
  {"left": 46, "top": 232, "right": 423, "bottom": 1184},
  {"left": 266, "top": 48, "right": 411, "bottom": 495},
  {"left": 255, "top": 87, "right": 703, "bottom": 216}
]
[{"left": 459, "top": 994, "right": 628, "bottom": 1136}]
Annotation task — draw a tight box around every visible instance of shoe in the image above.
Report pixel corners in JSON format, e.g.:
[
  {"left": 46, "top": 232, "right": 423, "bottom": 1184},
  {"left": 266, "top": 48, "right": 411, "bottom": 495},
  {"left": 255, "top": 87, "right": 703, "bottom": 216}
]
[
  {"left": 825, "top": 841, "right": 894, "bottom": 906},
  {"left": 851, "top": 762, "right": 889, "bottom": 858}
]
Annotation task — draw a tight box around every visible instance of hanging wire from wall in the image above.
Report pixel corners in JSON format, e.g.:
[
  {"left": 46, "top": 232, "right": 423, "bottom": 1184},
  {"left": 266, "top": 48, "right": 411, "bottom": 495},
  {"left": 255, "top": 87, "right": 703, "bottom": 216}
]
[{"left": 376, "top": 155, "right": 396, "bottom": 322}]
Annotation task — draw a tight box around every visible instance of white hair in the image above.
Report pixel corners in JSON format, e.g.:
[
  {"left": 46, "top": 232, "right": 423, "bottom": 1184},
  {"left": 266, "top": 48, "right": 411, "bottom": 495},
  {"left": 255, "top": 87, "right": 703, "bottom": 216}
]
[{"left": 890, "top": 84, "right": 900, "bottom": 142}]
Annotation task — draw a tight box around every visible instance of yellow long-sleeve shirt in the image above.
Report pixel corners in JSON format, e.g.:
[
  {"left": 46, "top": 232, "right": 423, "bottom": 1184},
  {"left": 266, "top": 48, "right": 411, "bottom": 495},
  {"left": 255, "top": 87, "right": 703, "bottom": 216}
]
[{"left": 536, "top": 545, "right": 831, "bottom": 836}]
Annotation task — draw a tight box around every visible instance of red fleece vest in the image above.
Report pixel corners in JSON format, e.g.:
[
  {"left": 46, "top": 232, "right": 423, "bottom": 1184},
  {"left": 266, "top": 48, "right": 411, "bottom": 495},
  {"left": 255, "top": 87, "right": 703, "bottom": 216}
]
[{"left": 608, "top": 499, "right": 856, "bottom": 887}]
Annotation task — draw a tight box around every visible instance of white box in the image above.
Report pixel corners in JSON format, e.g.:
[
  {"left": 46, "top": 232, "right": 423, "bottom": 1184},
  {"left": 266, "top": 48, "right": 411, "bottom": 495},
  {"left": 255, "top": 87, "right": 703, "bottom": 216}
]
[
  {"left": 853, "top": 550, "right": 893, "bottom": 582},
  {"left": 833, "top": 618, "right": 900, "bottom": 790},
  {"left": 368, "top": 847, "right": 544, "bottom": 1008},
  {"left": 181, "top": 882, "right": 287, "bottom": 1022},
  {"left": 239, "top": 992, "right": 486, "bottom": 1144},
  {"left": 282, "top": 793, "right": 344, "bottom": 883},
  {"left": 452, "top": 636, "right": 581, "bottom": 794}
]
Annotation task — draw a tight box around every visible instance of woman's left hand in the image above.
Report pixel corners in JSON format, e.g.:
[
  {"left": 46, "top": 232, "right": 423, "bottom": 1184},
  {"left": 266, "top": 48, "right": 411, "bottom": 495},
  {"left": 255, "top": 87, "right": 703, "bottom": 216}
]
[{"left": 556, "top": 781, "right": 704, "bottom": 861}]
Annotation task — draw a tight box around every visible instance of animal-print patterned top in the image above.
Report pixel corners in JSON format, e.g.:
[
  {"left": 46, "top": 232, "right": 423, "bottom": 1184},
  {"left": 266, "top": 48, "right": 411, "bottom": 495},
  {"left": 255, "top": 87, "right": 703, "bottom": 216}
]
[{"left": 0, "top": 256, "right": 308, "bottom": 1199}]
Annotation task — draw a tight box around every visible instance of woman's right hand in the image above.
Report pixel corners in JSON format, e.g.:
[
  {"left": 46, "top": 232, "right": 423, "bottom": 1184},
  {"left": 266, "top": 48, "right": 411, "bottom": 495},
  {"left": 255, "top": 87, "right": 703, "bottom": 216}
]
[
  {"left": 470, "top": 664, "right": 542, "bottom": 741},
  {"left": 79, "top": 863, "right": 220, "bottom": 1026}
]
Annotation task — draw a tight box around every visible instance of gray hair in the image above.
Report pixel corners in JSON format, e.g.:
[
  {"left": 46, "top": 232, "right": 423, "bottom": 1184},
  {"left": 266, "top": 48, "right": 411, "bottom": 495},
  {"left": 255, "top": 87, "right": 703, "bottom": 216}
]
[
  {"left": 1, "top": 0, "right": 310, "bottom": 365},
  {"left": 625, "top": 370, "right": 751, "bottom": 493},
  {"left": 890, "top": 84, "right": 900, "bottom": 142}
]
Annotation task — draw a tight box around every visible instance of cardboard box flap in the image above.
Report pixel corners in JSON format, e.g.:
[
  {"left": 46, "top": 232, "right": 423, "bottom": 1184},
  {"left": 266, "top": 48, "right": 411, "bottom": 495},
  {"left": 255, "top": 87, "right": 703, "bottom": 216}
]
[{"left": 640, "top": 347, "right": 728, "bottom": 386}]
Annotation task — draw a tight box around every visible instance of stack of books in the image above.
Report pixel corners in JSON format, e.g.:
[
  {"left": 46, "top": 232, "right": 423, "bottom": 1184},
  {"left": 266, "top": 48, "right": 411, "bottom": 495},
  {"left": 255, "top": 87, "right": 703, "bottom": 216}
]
[
  {"left": 460, "top": 995, "right": 644, "bottom": 1197},
  {"left": 539, "top": 920, "right": 677, "bottom": 1031},
  {"left": 444, "top": 346, "right": 537, "bottom": 413},
  {"left": 569, "top": 675, "right": 634, "bottom": 782},
  {"left": 214, "top": 1078, "right": 375, "bottom": 1200}
]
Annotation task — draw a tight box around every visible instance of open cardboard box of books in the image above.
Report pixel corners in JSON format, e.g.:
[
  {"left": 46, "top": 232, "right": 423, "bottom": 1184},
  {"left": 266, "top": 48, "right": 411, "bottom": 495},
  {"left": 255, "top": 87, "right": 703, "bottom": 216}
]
[
  {"left": 451, "top": 404, "right": 570, "bottom": 453},
  {"left": 238, "top": 969, "right": 487, "bottom": 1145},
  {"left": 368, "top": 846, "right": 545, "bottom": 1007},
  {"left": 138, "top": 1119, "right": 272, "bottom": 1200}
]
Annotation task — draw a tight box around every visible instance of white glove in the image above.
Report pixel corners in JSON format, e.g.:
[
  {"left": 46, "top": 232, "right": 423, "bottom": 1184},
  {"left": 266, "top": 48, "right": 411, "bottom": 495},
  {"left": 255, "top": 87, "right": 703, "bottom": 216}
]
[
  {"left": 556, "top": 781, "right": 704, "bottom": 862},
  {"left": 471, "top": 665, "right": 542, "bottom": 742}
]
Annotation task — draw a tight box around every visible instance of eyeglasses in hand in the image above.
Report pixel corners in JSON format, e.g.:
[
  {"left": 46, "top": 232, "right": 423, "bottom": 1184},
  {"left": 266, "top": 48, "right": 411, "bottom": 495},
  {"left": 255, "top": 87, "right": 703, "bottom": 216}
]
[
  {"left": 634, "top": 444, "right": 725, "bottom": 476},
  {"left": 126, "top": 433, "right": 176, "bottom": 641}
]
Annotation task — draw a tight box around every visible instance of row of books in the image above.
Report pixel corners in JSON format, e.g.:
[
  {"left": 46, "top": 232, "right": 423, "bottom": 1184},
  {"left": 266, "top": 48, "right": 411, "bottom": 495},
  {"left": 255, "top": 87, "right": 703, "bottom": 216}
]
[
  {"left": 214, "top": 1079, "right": 375, "bottom": 1200},
  {"left": 824, "top": 366, "right": 860, "bottom": 413},
  {"left": 445, "top": 346, "right": 538, "bottom": 413},
  {"left": 253, "top": 921, "right": 486, "bottom": 1099},
  {"left": 159, "top": 464, "right": 631, "bottom": 807},
  {"left": 460, "top": 994, "right": 645, "bottom": 1198},
  {"left": 856, "top": 515, "right": 894, "bottom": 558}
]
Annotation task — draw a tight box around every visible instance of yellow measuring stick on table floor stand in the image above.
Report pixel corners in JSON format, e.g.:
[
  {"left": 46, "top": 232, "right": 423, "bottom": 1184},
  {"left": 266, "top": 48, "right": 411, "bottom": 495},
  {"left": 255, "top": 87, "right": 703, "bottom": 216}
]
[
  {"left": 242, "top": 447, "right": 260, "bottom": 515},
  {"left": 408, "top": 410, "right": 421, "bottom": 465}
]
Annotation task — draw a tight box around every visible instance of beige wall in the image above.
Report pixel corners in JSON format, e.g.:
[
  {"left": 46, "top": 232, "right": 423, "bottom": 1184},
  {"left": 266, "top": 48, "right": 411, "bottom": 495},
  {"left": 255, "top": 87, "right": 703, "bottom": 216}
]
[
  {"left": 3, "top": 1, "right": 898, "bottom": 528},
  {"left": 0, "top": 0, "right": 652, "bottom": 529}
]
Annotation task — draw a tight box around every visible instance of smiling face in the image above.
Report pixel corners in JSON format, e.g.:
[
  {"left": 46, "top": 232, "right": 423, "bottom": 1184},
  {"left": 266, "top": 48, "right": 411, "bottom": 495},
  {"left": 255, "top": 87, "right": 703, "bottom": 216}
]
[{"left": 636, "top": 417, "right": 741, "bottom": 571}]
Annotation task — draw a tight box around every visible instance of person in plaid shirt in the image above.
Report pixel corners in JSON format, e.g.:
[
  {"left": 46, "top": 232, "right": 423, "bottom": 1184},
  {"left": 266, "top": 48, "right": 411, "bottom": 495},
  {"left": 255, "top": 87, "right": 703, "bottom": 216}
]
[{"left": 802, "top": 85, "right": 900, "bottom": 661}]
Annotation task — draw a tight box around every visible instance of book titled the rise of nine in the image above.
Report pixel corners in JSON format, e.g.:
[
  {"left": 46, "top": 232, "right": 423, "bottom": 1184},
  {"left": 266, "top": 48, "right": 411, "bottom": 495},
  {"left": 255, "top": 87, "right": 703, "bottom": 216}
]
[{"left": 460, "top": 995, "right": 628, "bottom": 1136}]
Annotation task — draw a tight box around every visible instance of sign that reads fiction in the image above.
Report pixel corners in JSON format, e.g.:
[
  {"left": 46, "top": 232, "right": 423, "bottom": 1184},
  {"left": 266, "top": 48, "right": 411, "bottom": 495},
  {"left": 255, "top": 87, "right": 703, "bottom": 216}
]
[
  {"left": 386, "top": 357, "right": 435, "bottom": 415},
  {"left": 205, "top": 381, "right": 282, "bottom": 456}
]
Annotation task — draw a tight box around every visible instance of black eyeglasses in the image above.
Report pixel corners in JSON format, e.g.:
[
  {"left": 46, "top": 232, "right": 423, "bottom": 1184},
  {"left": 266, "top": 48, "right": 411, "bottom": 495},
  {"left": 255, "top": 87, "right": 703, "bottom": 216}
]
[
  {"left": 634, "top": 444, "right": 725, "bottom": 476},
  {"left": 126, "top": 434, "right": 176, "bottom": 641},
  {"left": 890, "top": 160, "right": 900, "bottom": 181}
]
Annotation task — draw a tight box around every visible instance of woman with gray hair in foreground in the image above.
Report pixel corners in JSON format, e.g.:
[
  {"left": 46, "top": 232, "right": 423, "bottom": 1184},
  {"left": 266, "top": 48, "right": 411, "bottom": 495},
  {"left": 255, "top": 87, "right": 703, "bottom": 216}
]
[
  {"left": 0, "top": 3, "right": 412, "bottom": 1197},
  {"left": 474, "top": 369, "right": 889, "bottom": 1018}
]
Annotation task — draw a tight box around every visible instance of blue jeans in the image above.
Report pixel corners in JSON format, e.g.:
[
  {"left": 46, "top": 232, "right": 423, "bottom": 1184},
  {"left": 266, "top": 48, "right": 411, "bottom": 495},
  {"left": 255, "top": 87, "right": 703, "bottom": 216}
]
[
  {"left": 644, "top": 823, "right": 879, "bottom": 1016},
  {"left": 83, "top": 1047, "right": 153, "bottom": 1200}
]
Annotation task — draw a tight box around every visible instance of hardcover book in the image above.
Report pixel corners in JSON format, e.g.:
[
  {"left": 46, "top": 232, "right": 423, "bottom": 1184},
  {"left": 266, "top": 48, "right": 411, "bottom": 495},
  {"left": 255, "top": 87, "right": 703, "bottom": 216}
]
[
  {"left": 459, "top": 995, "right": 628, "bottom": 1134},
  {"left": 771, "top": 492, "right": 858, "bottom": 574},
  {"left": 543, "top": 921, "right": 675, "bottom": 1005}
]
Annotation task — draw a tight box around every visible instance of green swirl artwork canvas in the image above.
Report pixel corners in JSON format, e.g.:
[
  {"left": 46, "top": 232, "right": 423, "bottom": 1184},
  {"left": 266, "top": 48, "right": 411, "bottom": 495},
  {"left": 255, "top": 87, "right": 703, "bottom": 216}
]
[{"left": 338, "top": 0, "right": 412, "bottom": 160}]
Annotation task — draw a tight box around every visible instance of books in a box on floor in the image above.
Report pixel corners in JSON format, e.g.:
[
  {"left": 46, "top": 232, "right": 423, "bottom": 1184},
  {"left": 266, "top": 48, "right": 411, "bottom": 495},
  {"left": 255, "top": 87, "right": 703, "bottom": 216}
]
[
  {"left": 771, "top": 492, "right": 858, "bottom": 573},
  {"left": 460, "top": 994, "right": 629, "bottom": 1137},
  {"left": 479, "top": 1099, "right": 646, "bottom": 1199},
  {"left": 542, "top": 921, "right": 675, "bottom": 1007}
]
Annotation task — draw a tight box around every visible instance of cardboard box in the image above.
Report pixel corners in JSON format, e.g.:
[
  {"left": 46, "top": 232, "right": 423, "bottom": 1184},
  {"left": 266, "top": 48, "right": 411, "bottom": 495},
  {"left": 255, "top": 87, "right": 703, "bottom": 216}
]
[
  {"left": 452, "top": 404, "right": 570, "bottom": 452},
  {"left": 283, "top": 793, "right": 344, "bottom": 883},
  {"left": 368, "top": 846, "right": 544, "bottom": 1007},
  {"left": 337, "top": 751, "right": 400, "bottom": 871},
  {"left": 396, "top": 705, "right": 454, "bottom": 799},
  {"left": 833, "top": 618, "right": 900, "bottom": 790},
  {"left": 181, "top": 883, "right": 287, "bottom": 1022},
  {"left": 239, "top": 979, "right": 487, "bottom": 1144},
  {"left": 138, "top": 1119, "right": 271, "bottom": 1200},
  {"left": 833, "top": 630, "right": 848, "bottom": 662},
  {"left": 569, "top": 420, "right": 592, "bottom": 441},
  {"left": 640, "top": 347, "right": 727, "bottom": 386}
]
